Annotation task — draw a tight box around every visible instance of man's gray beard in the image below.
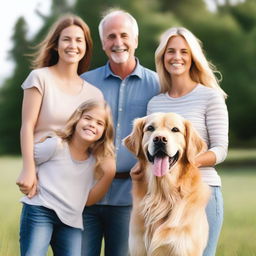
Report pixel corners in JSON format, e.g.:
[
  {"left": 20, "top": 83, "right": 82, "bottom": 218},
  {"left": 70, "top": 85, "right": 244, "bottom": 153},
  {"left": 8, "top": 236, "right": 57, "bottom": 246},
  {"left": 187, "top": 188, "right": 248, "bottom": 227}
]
[{"left": 110, "top": 52, "right": 129, "bottom": 64}]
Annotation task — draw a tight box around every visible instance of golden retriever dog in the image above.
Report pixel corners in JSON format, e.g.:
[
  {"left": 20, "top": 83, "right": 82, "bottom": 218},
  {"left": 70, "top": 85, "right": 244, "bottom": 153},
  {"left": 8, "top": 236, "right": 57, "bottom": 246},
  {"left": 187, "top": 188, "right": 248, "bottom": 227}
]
[{"left": 124, "top": 112, "right": 210, "bottom": 256}]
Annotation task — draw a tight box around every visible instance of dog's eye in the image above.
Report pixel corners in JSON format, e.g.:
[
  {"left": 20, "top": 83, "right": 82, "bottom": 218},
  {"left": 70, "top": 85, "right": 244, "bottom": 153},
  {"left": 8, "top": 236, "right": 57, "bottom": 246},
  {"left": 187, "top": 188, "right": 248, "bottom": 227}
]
[
  {"left": 171, "top": 127, "right": 180, "bottom": 132},
  {"left": 146, "top": 125, "right": 155, "bottom": 132}
]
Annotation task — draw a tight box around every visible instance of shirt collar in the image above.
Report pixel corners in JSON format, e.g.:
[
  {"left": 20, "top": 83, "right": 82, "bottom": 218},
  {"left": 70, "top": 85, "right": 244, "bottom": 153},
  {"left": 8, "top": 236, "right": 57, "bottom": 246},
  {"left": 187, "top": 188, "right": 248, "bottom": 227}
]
[{"left": 104, "top": 57, "right": 143, "bottom": 79}]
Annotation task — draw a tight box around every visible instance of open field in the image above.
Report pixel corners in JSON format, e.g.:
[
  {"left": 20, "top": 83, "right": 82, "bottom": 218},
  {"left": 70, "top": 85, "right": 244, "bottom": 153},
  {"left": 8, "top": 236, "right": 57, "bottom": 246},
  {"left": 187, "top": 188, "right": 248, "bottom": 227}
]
[{"left": 0, "top": 151, "right": 255, "bottom": 255}]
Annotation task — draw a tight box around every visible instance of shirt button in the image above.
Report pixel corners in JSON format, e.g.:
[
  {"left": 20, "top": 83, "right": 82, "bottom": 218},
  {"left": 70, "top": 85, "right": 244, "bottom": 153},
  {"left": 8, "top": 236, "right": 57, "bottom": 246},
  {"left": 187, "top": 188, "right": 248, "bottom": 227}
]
[{"left": 119, "top": 108, "right": 122, "bottom": 111}]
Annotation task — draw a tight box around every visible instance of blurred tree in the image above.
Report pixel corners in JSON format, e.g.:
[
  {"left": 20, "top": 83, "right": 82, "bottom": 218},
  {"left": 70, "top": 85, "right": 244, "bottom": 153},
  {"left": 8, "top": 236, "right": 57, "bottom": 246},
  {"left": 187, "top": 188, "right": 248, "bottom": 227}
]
[
  {"left": 0, "top": 0, "right": 74, "bottom": 154},
  {"left": 32, "top": 0, "right": 74, "bottom": 47},
  {"left": 228, "top": 0, "right": 256, "bottom": 31},
  {"left": 157, "top": 0, "right": 208, "bottom": 23},
  {"left": 0, "top": 0, "right": 255, "bottom": 154},
  {"left": 0, "top": 17, "right": 31, "bottom": 154}
]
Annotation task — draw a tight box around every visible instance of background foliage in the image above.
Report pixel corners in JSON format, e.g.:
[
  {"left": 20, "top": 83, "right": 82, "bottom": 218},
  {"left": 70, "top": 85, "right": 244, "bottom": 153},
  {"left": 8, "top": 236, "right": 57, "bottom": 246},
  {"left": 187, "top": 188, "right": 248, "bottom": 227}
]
[{"left": 0, "top": 0, "right": 256, "bottom": 154}]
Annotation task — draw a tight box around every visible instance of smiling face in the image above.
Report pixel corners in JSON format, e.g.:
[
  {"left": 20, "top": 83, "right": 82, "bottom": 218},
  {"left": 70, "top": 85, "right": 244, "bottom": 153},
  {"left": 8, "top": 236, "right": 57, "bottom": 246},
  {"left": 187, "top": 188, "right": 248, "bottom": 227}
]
[
  {"left": 57, "top": 25, "right": 86, "bottom": 66},
  {"left": 164, "top": 35, "right": 193, "bottom": 78},
  {"left": 101, "top": 14, "right": 138, "bottom": 65},
  {"left": 74, "top": 106, "right": 106, "bottom": 144}
]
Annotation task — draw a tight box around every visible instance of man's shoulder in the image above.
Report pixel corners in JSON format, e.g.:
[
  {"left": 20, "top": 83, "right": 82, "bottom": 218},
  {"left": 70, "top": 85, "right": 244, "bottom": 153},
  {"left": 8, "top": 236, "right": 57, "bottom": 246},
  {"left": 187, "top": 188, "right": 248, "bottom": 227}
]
[
  {"left": 138, "top": 65, "right": 158, "bottom": 82},
  {"left": 81, "top": 65, "right": 106, "bottom": 79},
  {"left": 139, "top": 64, "right": 157, "bottom": 76}
]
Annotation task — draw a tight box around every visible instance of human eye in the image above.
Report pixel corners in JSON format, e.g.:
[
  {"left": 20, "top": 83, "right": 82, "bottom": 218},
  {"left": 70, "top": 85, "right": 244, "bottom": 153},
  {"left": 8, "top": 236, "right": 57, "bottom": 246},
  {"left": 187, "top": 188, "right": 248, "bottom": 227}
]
[
  {"left": 77, "top": 37, "right": 84, "bottom": 43},
  {"left": 181, "top": 49, "right": 189, "bottom": 54},
  {"left": 121, "top": 33, "right": 128, "bottom": 38},
  {"left": 62, "top": 37, "right": 70, "bottom": 41},
  {"left": 166, "top": 48, "right": 175, "bottom": 54},
  {"left": 108, "top": 34, "right": 116, "bottom": 40},
  {"left": 97, "top": 121, "right": 105, "bottom": 126},
  {"left": 83, "top": 114, "right": 91, "bottom": 120}
]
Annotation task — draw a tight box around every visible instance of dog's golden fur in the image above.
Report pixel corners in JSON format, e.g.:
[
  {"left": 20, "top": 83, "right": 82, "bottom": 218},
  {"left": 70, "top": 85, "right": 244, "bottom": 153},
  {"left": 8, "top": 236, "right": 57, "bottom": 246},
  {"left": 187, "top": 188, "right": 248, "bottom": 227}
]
[{"left": 124, "top": 112, "right": 210, "bottom": 256}]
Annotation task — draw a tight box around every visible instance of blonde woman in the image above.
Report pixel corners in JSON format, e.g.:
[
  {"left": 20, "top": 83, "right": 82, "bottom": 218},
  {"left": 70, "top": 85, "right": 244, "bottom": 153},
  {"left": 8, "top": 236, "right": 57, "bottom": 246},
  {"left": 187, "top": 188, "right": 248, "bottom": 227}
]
[
  {"left": 19, "top": 100, "right": 115, "bottom": 255},
  {"left": 16, "top": 14, "right": 103, "bottom": 197},
  {"left": 147, "top": 27, "right": 229, "bottom": 256}
]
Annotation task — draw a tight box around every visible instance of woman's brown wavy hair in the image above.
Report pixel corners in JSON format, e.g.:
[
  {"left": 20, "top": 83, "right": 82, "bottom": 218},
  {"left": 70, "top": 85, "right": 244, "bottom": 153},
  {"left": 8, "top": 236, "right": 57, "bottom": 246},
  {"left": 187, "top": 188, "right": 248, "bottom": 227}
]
[{"left": 32, "top": 14, "right": 92, "bottom": 75}]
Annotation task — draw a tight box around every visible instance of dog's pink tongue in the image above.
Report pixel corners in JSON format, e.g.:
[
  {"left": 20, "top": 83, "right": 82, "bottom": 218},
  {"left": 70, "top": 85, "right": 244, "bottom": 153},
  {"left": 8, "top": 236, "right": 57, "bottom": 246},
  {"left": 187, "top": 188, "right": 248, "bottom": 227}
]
[{"left": 153, "top": 156, "right": 169, "bottom": 177}]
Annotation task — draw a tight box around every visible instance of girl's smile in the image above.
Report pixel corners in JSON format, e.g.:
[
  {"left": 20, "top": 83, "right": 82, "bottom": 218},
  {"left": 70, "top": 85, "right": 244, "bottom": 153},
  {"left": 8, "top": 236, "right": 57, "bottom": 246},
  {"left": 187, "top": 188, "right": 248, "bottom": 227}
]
[{"left": 75, "top": 107, "right": 106, "bottom": 143}]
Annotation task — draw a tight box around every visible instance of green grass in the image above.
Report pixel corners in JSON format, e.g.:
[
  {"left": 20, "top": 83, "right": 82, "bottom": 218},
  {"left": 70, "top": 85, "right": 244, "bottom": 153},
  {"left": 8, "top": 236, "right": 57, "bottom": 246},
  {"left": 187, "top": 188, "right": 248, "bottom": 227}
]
[
  {"left": 216, "top": 168, "right": 256, "bottom": 256},
  {"left": 0, "top": 155, "right": 255, "bottom": 256}
]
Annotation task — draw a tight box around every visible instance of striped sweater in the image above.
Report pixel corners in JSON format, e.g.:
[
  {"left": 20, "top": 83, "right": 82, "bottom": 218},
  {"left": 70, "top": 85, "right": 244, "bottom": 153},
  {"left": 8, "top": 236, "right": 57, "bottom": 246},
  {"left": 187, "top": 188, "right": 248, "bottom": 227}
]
[{"left": 147, "top": 84, "right": 229, "bottom": 186}]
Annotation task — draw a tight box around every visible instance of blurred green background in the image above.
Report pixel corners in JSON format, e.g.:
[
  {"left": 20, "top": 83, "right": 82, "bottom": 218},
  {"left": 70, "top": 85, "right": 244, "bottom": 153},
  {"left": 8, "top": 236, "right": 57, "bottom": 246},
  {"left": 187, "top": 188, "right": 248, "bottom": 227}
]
[
  {"left": 0, "top": 0, "right": 255, "bottom": 255},
  {"left": 1, "top": 0, "right": 256, "bottom": 152}
]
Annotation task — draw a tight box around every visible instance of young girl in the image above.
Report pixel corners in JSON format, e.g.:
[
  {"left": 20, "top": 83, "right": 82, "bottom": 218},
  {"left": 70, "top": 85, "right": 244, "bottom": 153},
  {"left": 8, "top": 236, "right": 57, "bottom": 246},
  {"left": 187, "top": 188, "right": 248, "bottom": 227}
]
[
  {"left": 16, "top": 14, "right": 103, "bottom": 198},
  {"left": 19, "top": 100, "right": 115, "bottom": 256}
]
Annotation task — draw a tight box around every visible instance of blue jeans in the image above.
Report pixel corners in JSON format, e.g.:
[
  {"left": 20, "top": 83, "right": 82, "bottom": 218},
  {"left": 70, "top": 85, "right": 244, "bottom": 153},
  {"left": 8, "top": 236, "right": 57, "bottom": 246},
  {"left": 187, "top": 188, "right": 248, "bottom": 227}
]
[
  {"left": 203, "top": 186, "right": 224, "bottom": 256},
  {"left": 82, "top": 205, "right": 132, "bottom": 256},
  {"left": 20, "top": 204, "right": 82, "bottom": 256}
]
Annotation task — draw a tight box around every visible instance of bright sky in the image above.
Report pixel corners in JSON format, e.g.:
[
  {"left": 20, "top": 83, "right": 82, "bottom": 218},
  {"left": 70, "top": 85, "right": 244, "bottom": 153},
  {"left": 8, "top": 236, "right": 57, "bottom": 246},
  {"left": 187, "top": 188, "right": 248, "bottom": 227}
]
[{"left": 0, "top": 0, "right": 51, "bottom": 83}]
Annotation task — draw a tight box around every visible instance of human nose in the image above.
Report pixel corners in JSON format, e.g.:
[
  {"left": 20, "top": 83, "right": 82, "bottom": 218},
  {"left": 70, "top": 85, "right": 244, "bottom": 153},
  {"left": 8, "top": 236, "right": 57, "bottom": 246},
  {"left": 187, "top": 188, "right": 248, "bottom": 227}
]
[
  {"left": 173, "top": 51, "right": 181, "bottom": 60},
  {"left": 68, "top": 39, "right": 77, "bottom": 48},
  {"left": 88, "top": 120, "right": 96, "bottom": 128},
  {"left": 113, "top": 36, "right": 122, "bottom": 46}
]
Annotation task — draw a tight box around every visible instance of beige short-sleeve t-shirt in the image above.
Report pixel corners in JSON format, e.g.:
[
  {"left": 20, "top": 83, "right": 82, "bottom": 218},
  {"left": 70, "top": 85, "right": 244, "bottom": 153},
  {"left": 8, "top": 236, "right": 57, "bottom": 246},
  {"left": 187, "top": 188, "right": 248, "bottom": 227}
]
[{"left": 22, "top": 67, "right": 104, "bottom": 142}]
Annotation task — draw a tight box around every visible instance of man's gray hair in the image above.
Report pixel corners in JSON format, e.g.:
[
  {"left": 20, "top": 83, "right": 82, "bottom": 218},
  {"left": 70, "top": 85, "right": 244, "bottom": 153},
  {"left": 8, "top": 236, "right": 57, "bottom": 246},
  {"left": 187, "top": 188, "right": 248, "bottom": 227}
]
[{"left": 98, "top": 9, "right": 139, "bottom": 42}]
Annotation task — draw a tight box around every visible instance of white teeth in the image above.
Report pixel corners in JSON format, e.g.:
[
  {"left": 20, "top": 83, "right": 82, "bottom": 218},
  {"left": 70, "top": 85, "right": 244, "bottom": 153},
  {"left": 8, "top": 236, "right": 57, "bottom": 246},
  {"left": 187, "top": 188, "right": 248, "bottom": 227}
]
[
  {"left": 83, "top": 128, "right": 95, "bottom": 135},
  {"left": 172, "top": 63, "right": 183, "bottom": 67},
  {"left": 112, "top": 48, "right": 126, "bottom": 53},
  {"left": 66, "top": 51, "right": 78, "bottom": 55}
]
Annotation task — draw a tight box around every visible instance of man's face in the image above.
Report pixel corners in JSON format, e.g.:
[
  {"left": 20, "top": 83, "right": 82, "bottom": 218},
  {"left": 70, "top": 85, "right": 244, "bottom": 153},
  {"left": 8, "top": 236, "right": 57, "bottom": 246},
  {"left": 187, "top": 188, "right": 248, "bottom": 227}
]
[{"left": 101, "top": 14, "right": 138, "bottom": 64}]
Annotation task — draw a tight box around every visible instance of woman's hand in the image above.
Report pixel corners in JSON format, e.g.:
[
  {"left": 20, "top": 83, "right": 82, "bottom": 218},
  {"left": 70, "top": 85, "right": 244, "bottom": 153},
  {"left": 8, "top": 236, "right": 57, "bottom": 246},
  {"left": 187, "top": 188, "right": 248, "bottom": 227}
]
[
  {"left": 16, "top": 169, "right": 38, "bottom": 198},
  {"left": 195, "top": 151, "right": 216, "bottom": 168}
]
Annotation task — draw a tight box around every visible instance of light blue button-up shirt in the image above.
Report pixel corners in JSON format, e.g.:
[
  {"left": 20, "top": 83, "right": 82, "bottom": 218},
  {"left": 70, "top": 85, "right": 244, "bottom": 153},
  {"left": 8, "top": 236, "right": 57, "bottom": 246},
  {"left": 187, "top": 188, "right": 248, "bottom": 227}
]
[{"left": 81, "top": 59, "right": 159, "bottom": 205}]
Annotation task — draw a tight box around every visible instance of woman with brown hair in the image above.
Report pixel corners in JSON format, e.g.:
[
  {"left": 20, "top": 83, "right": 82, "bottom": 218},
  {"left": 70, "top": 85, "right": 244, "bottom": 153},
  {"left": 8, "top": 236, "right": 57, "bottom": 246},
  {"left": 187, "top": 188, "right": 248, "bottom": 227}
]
[{"left": 16, "top": 14, "right": 103, "bottom": 198}]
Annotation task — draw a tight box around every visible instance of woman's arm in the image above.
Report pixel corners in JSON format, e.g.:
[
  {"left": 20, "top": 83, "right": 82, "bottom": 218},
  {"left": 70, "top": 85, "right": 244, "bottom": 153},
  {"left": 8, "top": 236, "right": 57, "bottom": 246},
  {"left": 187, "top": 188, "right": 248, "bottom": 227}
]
[
  {"left": 16, "top": 88, "right": 42, "bottom": 198},
  {"left": 195, "top": 151, "right": 216, "bottom": 167},
  {"left": 196, "top": 93, "right": 229, "bottom": 168},
  {"left": 86, "top": 157, "right": 116, "bottom": 206}
]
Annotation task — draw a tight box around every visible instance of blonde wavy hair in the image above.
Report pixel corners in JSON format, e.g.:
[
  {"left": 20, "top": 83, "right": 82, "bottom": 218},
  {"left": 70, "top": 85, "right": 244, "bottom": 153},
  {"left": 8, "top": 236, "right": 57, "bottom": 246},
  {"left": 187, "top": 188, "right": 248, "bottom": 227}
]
[
  {"left": 32, "top": 14, "right": 92, "bottom": 75},
  {"left": 155, "top": 27, "right": 227, "bottom": 98},
  {"left": 56, "top": 99, "right": 115, "bottom": 171}
]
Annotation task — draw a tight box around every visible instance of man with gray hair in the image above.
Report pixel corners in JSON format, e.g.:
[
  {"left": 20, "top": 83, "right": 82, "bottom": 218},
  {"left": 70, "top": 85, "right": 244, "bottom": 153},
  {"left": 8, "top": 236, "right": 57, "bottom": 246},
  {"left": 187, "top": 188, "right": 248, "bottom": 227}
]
[{"left": 81, "top": 9, "right": 159, "bottom": 256}]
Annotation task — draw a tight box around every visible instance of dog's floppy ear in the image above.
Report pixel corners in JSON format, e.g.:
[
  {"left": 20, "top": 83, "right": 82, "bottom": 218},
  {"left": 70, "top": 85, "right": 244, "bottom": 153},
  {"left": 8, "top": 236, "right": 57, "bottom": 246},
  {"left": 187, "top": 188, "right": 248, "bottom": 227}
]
[
  {"left": 184, "top": 120, "right": 206, "bottom": 164},
  {"left": 123, "top": 117, "right": 146, "bottom": 158}
]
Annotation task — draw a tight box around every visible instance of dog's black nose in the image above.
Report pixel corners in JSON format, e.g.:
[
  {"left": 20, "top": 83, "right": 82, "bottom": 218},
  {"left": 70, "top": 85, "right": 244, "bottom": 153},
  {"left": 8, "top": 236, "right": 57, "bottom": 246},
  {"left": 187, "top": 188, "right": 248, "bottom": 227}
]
[{"left": 153, "top": 136, "right": 167, "bottom": 145}]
